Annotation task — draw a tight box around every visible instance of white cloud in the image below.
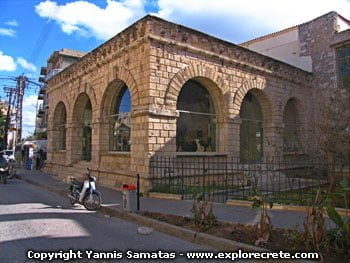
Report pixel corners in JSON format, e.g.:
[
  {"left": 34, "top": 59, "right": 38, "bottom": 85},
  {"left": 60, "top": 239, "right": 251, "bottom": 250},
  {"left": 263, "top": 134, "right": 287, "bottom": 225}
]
[
  {"left": 0, "top": 51, "right": 17, "bottom": 71},
  {"left": 22, "top": 95, "right": 39, "bottom": 137},
  {"left": 35, "top": 0, "right": 146, "bottom": 40},
  {"left": 0, "top": 28, "right": 16, "bottom": 37},
  {"left": 154, "top": 0, "right": 350, "bottom": 42},
  {"left": 5, "top": 20, "right": 18, "bottom": 27},
  {"left": 17, "top": 57, "right": 37, "bottom": 72}
]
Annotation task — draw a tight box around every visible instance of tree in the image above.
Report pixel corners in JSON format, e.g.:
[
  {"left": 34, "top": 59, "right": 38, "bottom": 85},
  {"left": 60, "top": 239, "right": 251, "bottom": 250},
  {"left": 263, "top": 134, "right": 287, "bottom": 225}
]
[{"left": 316, "top": 88, "right": 350, "bottom": 192}]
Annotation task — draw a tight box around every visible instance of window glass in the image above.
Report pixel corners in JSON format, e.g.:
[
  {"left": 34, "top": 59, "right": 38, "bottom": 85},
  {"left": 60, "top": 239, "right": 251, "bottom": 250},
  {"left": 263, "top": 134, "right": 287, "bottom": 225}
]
[
  {"left": 82, "top": 101, "right": 92, "bottom": 161},
  {"left": 283, "top": 100, "right": 301, "bottom": 152},
  {"left": 337, "top": 45, "right": 350, "bottom": 89},
  {"left": 240, "top": 92, "right": 263, "bottom": 163},
  {"left": 176, "top": 80, "right": 216, "bottom": 152},
  {"left": 110, "top": 85, "right": 131, "bottom": 152}
]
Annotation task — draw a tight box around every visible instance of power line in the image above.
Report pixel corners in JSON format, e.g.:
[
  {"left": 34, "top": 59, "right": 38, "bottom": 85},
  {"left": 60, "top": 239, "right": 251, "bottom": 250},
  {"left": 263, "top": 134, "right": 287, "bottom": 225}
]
[
  {"left": 29, "top": 3, "right": 57, "bottom": 63},
  {"left": 1, "top": 75, "right": 42, "bottom": 149}
]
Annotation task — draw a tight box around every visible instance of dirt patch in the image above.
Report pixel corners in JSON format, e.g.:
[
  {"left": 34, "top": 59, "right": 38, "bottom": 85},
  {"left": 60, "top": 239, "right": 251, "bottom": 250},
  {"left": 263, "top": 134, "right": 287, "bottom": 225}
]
[{"left": 140, "top": 211, "right": 348, "bottom": 262}]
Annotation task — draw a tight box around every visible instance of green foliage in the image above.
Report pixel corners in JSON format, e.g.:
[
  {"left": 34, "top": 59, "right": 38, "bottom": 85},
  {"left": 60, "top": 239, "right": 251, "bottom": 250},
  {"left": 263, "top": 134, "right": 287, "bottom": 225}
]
[
  {"left": 191, "top": 192, "right": 217, "bottom": 231},
  {"left": 325, "top": 179, "right": 350, "bottom": 251},
  {"left": 302, "top": 180, "right": 350, "bottom": 254}
]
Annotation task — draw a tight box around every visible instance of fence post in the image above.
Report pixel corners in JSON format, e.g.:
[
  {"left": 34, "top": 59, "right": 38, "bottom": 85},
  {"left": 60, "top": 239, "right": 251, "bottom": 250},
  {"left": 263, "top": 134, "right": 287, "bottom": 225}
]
[{"left": 137, "top": 173, "right": 140, "bottom": 211}]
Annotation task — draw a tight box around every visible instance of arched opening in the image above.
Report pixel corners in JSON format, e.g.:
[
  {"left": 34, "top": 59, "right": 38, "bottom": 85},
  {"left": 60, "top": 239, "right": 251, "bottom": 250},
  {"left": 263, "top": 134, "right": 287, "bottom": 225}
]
[
  {"left": 283, "top": 99, "right": 301, "bottom": 152},
  {"left": 53, "top": 102, "right": 66, "bottom": 150},
  {"left": 109, "top": 83, "right": 131, "bottom": 151},
  {"left": 82, "top": 100, "right": 92, "bottom": 161},
  {"left": 176, "top": 79, "right": 216, "bottom": 152},
  {"left": 240, "top": 91, "right": 263, "bottom": 163}
]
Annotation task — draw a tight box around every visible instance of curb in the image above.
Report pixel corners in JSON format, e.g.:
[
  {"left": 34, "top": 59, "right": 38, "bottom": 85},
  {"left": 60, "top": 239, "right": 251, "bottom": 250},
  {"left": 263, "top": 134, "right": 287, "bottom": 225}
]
[
  {"left": 147, "top": 192, "right": 183, "bottom": 200},
  {"left": 226, "top": 199, "right": 349, "bottom": 216},
  {"left": 15, "top": 174, "right": 266, "bottom": 252}
]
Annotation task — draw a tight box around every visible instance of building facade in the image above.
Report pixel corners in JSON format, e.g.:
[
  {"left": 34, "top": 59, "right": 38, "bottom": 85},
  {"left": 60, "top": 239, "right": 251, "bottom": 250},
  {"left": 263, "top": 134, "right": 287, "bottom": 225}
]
[
  {"left": 35, "top": 49, "right": 86, "bottom": 139},
  {"left": 44, "top": 13, "right": 348, "bottom": 190}
]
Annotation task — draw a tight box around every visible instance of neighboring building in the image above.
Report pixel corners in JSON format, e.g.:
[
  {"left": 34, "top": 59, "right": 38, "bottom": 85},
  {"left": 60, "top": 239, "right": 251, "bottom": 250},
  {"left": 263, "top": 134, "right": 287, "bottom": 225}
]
[
  {"left": 241, "top": 11, "right": 350, "bottom": 90},
  {"left": 35, "top": 49, "right": 86, "bottom": 138}
]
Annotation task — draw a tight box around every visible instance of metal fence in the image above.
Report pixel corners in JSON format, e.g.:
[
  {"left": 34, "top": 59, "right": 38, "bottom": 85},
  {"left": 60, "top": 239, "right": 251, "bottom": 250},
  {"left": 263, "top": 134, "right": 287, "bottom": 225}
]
[{"left": 150, "top": 155, "right": 335, "bottom": 205}]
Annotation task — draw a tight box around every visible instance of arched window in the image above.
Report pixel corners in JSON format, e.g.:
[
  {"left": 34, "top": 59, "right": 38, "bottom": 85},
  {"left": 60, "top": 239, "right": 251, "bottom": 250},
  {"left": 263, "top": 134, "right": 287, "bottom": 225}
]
[
  {"left": 110, "top": 84, "right": 131, "bottom": 151},
  {"left": 54, "top": 102, "right": 66, "bottom": 150},
  {"left": 283, "top": 99, "right": 301, "bottom": 152},
  {"left": 240, "top": 91, "right": 263, "bottom": 163},
  {"left": 58, "top": 108, "right": 66, "bottom": 150},
  {"left": 176, "top": 80, "right": 216, "bottom": 152},
  {"left": 82, "top": 101, "right": 92, "bottom": 161}
]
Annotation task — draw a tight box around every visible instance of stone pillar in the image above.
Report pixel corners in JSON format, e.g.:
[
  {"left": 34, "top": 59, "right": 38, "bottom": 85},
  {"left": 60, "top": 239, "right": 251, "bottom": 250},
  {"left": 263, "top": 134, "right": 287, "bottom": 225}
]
[
  {"left": 227, "top": 117, "right": 242, "bottom": 158},
  {"left": 91, "top": 120, "right": 102, "bottom": 170},
  {"left": 130, "top": 112, "right": 149, "bottom": 171},
  {"left": 66, "top": 122, "right": 82, "bottom": 165},
  {"left": 263, "top": 123, "right": 284, "bottom": 161}
]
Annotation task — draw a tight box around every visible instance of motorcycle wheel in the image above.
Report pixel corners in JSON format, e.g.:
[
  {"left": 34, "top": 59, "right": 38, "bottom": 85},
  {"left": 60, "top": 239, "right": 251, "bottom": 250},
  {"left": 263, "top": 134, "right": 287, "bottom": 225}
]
[
  {"left": 83, "top": 193, "right": 101, "bottom": 210},
  {"left": 0, "top": 174, "right": 7, "bottom": 184},
  {"left": 7, "top": 165, "right": 15, "bottom": 179}
]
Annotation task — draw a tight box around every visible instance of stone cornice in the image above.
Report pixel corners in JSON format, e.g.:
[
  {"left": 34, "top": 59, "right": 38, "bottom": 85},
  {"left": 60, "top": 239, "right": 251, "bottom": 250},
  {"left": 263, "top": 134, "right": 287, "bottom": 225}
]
[
  {"left": 47, "top": 17, "right": 150, "bottom": 89},
  {"left": 147, "top": 33, "right": 312, "bottom": 86},
  {"left": 47, "top": 14, "right": 313, "bottom": 92}
]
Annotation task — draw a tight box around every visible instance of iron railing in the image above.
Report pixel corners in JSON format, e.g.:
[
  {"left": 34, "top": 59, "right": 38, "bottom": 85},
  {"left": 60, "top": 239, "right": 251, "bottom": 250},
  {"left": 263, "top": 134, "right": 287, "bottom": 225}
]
[{"left": 150, "top": 155, "right": 339, "bottom": 205}]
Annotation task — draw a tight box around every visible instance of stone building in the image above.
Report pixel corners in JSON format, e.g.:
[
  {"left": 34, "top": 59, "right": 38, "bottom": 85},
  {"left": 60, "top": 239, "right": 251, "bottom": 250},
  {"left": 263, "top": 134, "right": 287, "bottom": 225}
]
[{"left": 44, "top": 12, "right": 348, "bottom": 190}]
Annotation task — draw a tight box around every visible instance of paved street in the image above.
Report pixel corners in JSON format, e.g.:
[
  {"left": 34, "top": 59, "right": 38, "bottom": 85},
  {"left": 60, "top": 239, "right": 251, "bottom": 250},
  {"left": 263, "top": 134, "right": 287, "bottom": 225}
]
[{"left": 0, "top": 179, "right": 206, "bottom": 263}]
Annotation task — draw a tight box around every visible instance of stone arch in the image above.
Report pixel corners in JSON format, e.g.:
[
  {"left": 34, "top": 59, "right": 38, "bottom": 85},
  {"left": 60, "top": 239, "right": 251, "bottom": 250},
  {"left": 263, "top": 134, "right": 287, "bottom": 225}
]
[
  {"left": 71, "top": 92, "right": 94, "bottom": 123},
  {"left": 69, "top": 82, "right": 97, "bottom": 121},
  {"left": 52, "top": 101, "right": 67, "bottom": 151},
  {"left": 53, "top": 101, "right": 67, "bottom": 126},
  {"left": 111, "top": 65, "right": 139, "bottom": 108},
  {"left": 70, "top": 92, "right": 93, "bottom": 162},
  {"left": 281, "top": 95, "right": 306, "bottom": 124},
  {"left": 50, "top": 92, "right": 70, "bottom": 123},
  {"left": 233, "top": 79, "right": 273, "bottom": 124},
  {"left": 100, "top": 79, "right": 132, "bottom": 152},
  {"left": 282, "top": 96, "right": 306, "bottom": 153},
  {"left": 164, "top": 63, "right": 229, "bottom": 113},
  {"left": 100, "top": 80, "right": 134, "bottom": 122}
]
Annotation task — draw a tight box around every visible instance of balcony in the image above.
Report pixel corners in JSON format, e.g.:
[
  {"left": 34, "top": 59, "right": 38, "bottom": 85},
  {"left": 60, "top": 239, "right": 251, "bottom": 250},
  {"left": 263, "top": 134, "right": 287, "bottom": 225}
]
[
  {"left": 40, "top": 67, "right": 47, "bottom": 75},
  {"left": 39, "top": 86, "right": 46, "bottom": 95},
  {"left": 45, "top": 68, "right": 62, "bottom": 81}
]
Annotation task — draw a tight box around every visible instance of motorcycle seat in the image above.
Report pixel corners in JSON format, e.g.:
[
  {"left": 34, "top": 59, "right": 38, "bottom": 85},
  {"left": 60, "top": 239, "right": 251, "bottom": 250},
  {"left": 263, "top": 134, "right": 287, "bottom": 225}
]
[{"left": 72, "top": 179, "right": 83, "bottom": 188}]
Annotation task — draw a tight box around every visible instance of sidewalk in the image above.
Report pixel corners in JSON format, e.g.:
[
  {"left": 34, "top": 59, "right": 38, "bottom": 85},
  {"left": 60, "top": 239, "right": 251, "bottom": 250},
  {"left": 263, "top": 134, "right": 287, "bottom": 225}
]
[{"left": 15, "top": 168, "right": 308, "bottom": 231}]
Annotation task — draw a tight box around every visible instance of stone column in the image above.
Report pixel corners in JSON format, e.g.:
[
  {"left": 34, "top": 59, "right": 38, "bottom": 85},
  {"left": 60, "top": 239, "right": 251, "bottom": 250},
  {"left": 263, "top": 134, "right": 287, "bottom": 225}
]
[
  {"left": 227, "top": 117, "right": 242, "bottom": 158},
  {"left": 65, "top": 122, "right": 82, "bottom": 165},
  {"left": 263, "top": 123, "right": 284, "bottom": 161},
  {"left": 91, "top": 120, "right": 102, "bottom": 170}
]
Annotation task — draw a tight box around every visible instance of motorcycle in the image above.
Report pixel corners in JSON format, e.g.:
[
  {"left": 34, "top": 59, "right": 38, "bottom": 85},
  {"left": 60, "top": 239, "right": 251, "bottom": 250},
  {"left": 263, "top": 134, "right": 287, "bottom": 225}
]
[
  {"left": 7, "top": 160, "right": 17, "bottom": 180},
  {"left": 68, "top": 167, "right": 101, "bottom": 210},
  {"left": 0, "top": 155, "right": 9, "bottom": 184}
]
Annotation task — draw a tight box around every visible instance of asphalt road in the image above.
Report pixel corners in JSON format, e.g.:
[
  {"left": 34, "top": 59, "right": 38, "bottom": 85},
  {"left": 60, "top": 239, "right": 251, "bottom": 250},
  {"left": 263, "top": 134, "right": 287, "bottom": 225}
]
[{"left": 0, "top": 179, "right": 207, "bottom": 263}]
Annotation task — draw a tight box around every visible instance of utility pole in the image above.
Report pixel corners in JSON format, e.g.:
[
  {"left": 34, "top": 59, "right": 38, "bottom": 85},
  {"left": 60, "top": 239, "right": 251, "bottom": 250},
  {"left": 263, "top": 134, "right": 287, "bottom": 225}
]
[
  {"left": 15, "top": 75, "right": 26, "bottom": 145},
  {"left": 3, "top": 86, "right": 16, "bottom": 149}
]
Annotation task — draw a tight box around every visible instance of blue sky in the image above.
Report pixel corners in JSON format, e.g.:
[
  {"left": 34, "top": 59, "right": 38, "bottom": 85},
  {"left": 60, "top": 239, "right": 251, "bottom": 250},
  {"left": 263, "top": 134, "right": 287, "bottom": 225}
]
[{"left": 0, "top": 0, "right": 349, "bottom": 137}]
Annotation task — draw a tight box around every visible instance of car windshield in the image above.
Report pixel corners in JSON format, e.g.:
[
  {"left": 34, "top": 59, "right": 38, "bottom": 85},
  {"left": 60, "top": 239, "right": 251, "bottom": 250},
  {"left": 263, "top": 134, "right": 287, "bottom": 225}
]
[{"left": 5, "top": 151, "right": 13, "bottom": 155}]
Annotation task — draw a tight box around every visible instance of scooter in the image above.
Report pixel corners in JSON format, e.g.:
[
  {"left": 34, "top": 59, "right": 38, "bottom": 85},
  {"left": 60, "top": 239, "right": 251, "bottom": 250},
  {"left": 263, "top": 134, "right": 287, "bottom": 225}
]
[
  {"left": 0, "top": 156, "right": 8, "bottom": 184},
  {"left": 68, "top": 167, "right": 101, "bottom": 210},
  {"left": 0, "top": 169, "right": 7, "bottom": 184},
  {"left": 7, "top": 160, "right": 16, "bottom": 180}
]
